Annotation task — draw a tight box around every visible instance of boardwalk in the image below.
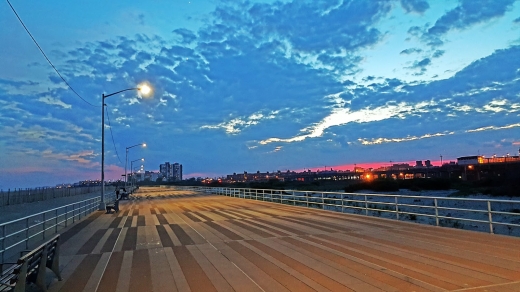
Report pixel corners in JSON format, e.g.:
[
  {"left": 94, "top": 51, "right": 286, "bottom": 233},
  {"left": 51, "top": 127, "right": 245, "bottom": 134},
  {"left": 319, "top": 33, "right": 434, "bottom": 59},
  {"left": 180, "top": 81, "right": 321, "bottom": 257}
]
[{"left": 48, "top": 187, "right": 520, "bottom": 292}]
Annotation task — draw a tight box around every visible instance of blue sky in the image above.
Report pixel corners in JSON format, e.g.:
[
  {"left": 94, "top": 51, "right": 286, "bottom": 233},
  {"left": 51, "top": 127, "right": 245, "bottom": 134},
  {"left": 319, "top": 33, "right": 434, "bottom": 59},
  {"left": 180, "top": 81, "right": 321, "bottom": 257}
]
[{"left": 1, "top": 0, "right": 520, "bottom": 189}]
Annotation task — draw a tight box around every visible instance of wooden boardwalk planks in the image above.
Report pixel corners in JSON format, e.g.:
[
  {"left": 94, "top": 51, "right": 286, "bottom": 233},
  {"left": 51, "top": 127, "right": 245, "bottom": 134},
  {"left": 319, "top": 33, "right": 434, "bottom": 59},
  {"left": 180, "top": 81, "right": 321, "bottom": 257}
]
[{"left": 49, "top": 187, "right": 520, "bottom": 292}]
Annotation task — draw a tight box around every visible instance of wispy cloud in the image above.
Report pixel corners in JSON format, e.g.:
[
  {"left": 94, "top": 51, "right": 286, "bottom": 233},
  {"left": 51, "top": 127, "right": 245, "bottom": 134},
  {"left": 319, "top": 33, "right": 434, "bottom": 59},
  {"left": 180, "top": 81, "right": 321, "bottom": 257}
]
[
  {"left": 466, "top": 123, "right": 520, "bottom": 133},
  {"left": 357, "top": 122, "right": 520, "bottom": 146},
  {"left": 260, "top": 100, "right": 436, "bottom": 145},
  {"left": 37, "top": 96, "right": 72, "bottom": 109},
  {"left": 201, "top": 110, "right": 280, "bottom": 134},
  {"left": 358, "top": 132, "right": 453, "bottom": 145}
]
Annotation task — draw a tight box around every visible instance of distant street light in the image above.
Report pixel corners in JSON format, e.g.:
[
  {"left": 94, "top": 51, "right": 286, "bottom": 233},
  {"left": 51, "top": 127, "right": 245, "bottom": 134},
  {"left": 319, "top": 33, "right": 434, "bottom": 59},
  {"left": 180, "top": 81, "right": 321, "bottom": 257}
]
[
  {"left": 130, "top": 158, "right": 144, "bottom": 189},
  {"left": 100, "top": 83, "right": 152, "bottom": 210},
  {"left": 125, "top": 143, "right": 146, "bottom": 188}
]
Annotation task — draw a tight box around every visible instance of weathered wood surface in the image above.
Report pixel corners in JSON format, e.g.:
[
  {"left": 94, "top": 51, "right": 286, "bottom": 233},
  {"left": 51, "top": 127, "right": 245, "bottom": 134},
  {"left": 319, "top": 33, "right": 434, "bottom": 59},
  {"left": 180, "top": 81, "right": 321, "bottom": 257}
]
[{"left": 48, "top": 187, "right": 520, "bottom": 292}]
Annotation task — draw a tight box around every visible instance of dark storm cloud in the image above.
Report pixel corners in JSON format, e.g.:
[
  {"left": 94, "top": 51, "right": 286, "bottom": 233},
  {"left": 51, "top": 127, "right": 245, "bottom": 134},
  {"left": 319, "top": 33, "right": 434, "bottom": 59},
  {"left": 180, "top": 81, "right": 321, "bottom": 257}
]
[{"left": 400, "top": 0, "right": 430, "bottom": 14}]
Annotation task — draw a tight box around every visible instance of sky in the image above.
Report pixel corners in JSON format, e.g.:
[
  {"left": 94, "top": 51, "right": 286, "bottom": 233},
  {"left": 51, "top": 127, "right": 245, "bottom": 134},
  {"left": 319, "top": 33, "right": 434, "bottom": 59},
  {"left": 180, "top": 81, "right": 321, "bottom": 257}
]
[{"left": 1, "top": 0, "right": 520, "bottom": 189}]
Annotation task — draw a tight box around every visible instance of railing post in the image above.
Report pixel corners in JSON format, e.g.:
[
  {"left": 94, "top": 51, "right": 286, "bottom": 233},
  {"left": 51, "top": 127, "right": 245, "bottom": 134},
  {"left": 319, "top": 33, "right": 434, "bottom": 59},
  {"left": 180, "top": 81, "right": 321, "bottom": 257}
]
[
  {"left": 306, "top": 192, "right": 309, "bottom": 208},
  {"left": 25, "top": 218, "right": 29, "bottom": 249},
  {"left": 365, "top": 195, "right": 368, "bottom": 216},
  {"left": 1, "top": 225, "right": 5, "bottom": 263},
  {"left": 43, "top": 212, "right": 46, "bottom": 240},
  {"left": 434, "top": 198, "right": 439, "bottom": 226},
  {"left": 395, "top": 196, "right": 399, "bottom": 220},
  {"left": 487, "top": 201, "right": 494, "bottom": 234}
]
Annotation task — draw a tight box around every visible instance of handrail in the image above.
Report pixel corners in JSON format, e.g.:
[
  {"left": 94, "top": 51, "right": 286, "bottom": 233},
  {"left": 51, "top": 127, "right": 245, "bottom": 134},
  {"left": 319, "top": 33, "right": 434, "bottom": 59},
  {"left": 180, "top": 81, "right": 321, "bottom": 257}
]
[
  {"left": 168, "top": 186, "right": 520, "bottom": 237},
  {"left": 0, "top": 191, "right": 116, "bottom": 263}
]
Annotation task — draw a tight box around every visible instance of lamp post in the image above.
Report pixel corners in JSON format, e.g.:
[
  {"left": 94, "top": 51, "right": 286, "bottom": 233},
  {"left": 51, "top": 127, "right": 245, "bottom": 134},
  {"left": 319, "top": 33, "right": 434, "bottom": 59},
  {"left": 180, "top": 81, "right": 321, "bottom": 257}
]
[
  {"left": 100, "top": 84, "right": 151, "bottom": 211},
  {"left": 133, "top": 165, "right": 144, "bottom": 188},
  {"left": 130, "top": 158, "right": 144, "bottom": 190},
  {"left": 125, "top": 143, "right": 146, "bottom": 188}
]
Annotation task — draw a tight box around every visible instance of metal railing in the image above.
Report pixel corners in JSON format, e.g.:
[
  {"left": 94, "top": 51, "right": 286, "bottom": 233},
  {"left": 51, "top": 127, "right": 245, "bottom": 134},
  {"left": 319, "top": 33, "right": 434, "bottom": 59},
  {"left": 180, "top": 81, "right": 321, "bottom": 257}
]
[
  {"left": 0, "top": 192, "right": 116, "bottom": 263},
  {"left": 0, "top": 186, "right": 106, "bottom": 207},
  {"left": 170, "top": 186, "right": 520, "bottom": 236}
]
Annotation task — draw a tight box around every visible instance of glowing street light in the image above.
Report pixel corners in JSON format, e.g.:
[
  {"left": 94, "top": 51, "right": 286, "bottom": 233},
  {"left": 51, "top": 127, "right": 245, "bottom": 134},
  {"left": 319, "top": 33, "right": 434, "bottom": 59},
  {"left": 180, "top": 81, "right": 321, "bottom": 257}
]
[
  {"left": 100, "top": 84, "right": 152, "bottom": 210},
  {"left": 130, "top": 158, "right": 144, "bottom": 189},
  {"left": 125, "top": 143, "right": 146, "bottom": 188}
]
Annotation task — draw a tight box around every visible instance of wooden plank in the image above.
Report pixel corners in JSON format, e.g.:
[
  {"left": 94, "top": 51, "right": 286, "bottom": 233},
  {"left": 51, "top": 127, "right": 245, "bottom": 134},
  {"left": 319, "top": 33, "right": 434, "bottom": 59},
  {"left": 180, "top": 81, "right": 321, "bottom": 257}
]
[{"left": 148, "top": 248, "right": 178, "bottom": 292}]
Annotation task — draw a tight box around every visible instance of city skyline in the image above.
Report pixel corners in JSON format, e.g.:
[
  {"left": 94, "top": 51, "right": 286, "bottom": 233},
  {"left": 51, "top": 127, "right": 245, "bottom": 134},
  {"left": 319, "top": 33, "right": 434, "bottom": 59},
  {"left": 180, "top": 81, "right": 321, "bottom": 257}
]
[{"left": 1, "top": 0, "right": 520, "bottom": 189}]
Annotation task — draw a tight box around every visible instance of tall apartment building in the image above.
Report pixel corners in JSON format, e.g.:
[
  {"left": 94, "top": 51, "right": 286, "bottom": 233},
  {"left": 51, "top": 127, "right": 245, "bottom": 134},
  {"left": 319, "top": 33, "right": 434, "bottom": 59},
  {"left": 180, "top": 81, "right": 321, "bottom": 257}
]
[
  {"left": 172, "top": 163, "right": 182, "bottom": 181},
  {"left": 159, "top": 162, "right": 183, "bottom": 181},
  {"left": 160, "top": 162, "right": 171, "bottom": 178}
]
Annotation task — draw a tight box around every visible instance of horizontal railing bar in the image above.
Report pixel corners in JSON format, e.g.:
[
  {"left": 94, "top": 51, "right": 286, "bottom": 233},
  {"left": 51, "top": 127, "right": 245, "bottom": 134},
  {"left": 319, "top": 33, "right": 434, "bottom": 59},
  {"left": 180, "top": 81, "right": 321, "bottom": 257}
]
[{"left": 0, "top": 192, "right": 112, "bottom": 227}]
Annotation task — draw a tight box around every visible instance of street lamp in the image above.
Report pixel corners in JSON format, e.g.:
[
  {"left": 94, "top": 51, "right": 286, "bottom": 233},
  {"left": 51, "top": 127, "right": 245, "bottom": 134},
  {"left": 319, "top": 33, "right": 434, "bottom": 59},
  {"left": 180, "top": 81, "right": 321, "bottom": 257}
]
[
  {"left": 100, "top": 84, "right": 151, "bottom": 210},
  {"left": 130, "top": 158, "right": 144, "bottom": 190},
  {"left": 125, "top": 143, "right": 146, "bottom": 188}
]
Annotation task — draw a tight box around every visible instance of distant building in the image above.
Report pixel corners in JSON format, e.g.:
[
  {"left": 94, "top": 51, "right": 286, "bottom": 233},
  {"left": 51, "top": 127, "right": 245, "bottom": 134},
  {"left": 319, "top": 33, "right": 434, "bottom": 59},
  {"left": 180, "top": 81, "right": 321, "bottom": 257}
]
[
  {"left": 159, "top": 161, "right": 183, "bottom": 181},
  {"left": 160, "top": 162, "right": 171, "bottom": 178},
  {"left": 458, "top": 155, "right": 520, "bottom": 165},
  {"left": 172, "top": 163, "right": 183, "bottom": 181},
  {"left": 457, "top": 156, "right": 484, "bottom": 165}
]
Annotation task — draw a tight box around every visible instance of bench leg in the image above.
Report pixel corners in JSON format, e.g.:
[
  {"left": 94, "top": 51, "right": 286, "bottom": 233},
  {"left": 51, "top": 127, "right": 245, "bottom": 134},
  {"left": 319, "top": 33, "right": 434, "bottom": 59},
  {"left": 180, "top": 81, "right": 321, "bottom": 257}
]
[
  {"left": 47, "top": 242, "right": 63, "bottom": 281},
  {"left": 13, "top": 260, "right": 27, "bottom": 292},
  {"left": 48, "top": 243, "right": 62, "bottom": 281},
  {"left": 36, "top": 247, "right": 48, "bottom": 291}
]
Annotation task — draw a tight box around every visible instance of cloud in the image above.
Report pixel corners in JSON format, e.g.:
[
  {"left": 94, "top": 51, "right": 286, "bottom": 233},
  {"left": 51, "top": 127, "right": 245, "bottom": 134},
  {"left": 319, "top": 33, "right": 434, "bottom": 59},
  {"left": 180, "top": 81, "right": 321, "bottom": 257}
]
[
  {"left": 173, "top": 28, "right": 197, "bottom": 44},
  {"left": 259, "top": 100, "right": 436, "bottom": 145},
  {"left": 407, "top": 57, "right": 431, "bottom": 74},
  {"left": 138, "top": 14, "right": 145, "bottom": 26},
  {"left": 37, "top": 96, "right": 72, "bottom": 109},
  {"left": 514, "top": 17, "right": 520, "bottom": 23},
  {"left": 432, "top": 50, "right": 445, "bottom": 58},
  {"left": 423, "top": 0, "right": 516, "bottom": 47},
  {"left": 466, "top": 122, "right": 520, "bottom": 133},
  {"left": 201, "top": 110, "right": 280, "bottom": 134},
  {"left": 0, "top": 78, "right": 39, "bottom": 89},
  {"left": 400, "top": 0, "right": 429, "bottom": 14},
  {"left": 359, "top": 132, "right": 452, "bottom": 145},
  {"left": 400, "top": 48, "right": 422, "bottom": 55}
]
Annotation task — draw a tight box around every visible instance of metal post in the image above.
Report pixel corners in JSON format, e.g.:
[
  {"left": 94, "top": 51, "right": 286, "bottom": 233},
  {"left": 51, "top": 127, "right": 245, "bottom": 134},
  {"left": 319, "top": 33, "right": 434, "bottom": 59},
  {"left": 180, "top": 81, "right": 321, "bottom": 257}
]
[
  {"left": 125, "top": 148, "right": 128, "bottom": 188},
  {"left": 100, "top": 93, "right": 106, "bottom": 210},
  {"left": 434, "top": 198, "right": 439, "bottom": 226},
  {"left": 487, "top": 201, "right": 494, "bottom": 234},
  {"left": 365, "top": 195, "right": 368, "bottom": 216},
  {"left": 25, "top": 218, "right": 29, "bottom": 249},
  {"left": 395, "top": 196, "right": 399, "bottom": 220},
  {"left": 1, "top": 225, "right": 5, "bottom": 263},
  {"left": 43, "top": 213, "right": 46, "bottom": 240}
]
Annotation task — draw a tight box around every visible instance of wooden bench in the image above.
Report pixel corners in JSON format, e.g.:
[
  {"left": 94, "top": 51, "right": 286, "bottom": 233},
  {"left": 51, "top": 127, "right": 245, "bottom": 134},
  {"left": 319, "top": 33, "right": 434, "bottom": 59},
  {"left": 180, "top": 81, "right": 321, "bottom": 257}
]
[
  {"left": 0, "top": 234, "right": 62, "bottom": 291},
  {"left": 105, "top": 199, "right": 120, "bottom": 213}
]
